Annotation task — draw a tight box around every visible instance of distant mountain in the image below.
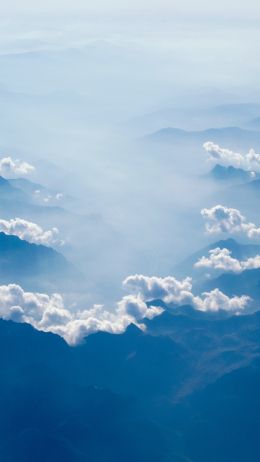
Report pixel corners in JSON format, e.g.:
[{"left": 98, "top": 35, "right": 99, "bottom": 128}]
[
  {"left": 174, "top": 238, "right": 260, "bottom": 278},
  {"left": 144, "top": 126, "right": 260, "bottom": 150},
  {"left": 0, "top": 175, "right": 30, "bottom": 202},
  {"left": 210, "top": 164, "right": 253, "bottom": 182},
  {"left": 0, "top": 189, "right": 85, "bottom": 235},
  {"left": 128, "top": 103, "right": 260, "bottom": 136},
  {"left": 214, "top": 177, "right": 260, "bottom": 215},
  {"left": 233, "top": 178, "right": 260, "bottom": 193},
  {"left": 246, "top": 116, "right": 260, "bottom": 130},
  {"left": 0, "top": 232, "right": 82, "bottom": 292},
  {"left": 9, "top": 177, "right": 72, "bottom": 207},
  {"left": 1, "top": 305, "right": 260, "bottom": 461},
  {"left": 202, "top": 267, "right": 260, "bottom": 306}
]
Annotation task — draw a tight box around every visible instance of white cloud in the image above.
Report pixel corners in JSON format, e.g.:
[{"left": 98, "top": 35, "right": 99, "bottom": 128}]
[
  {"left": 201, "top": 205, "right": 260, "bottom": 240},
  {"left": 0, "top": 156, "right": 35, "bottom": 178},
  {"left": 0, "top": 284, "right": 163, "bottom": 346},
  {"left": 0, "top": 218, "right": 61, "bottom": 246},
  {"left": 195, "top": 247, "right": 260, "bottom": 273},
  {"left": 123, "top": 274, "right": 250, "bottom": 313},
  {"left": 194, "top": 289, "right": 250, "bottom": 313},
  {"left": 0, "top": 272, "right": 251, "bottom": 345},
  {"left": 123, "top": 274, "right": 194, "bottom": 306},
  {"left": 203, "top": 142, "right": 260, "bottom": 173}
]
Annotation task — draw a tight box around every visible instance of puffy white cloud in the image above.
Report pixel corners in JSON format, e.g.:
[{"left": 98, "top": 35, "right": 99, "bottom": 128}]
[
  {"left": 203, "top": 142, "right": 260, "bottom": 173},
  {"left": 201, "top": 205, "right": 260, "bottom": 240},
  {"left": 195, "top": 247, "right": 242, "bottom": 272},
  {"left": 0, "top": 284, "right": 163, "bottom": 346},
  {"left": 0, "top": 156, "right": 35, "bottom": 178},
  {"left": 194, "top": 289, "right": 250, "bottom": 313},
  {"left": 195, "top": 247, "right": 260, "bottom": 273},
  {"left": 123, "top": 274, "right": 194, "bottom": 305},
  {"left": 0, "top": 217, "right": 61, "bottom": 246},
  {"left": 0, "top": 272, "right": 252, "bottom": 346},
  {"left": 123, "top": 274, "right": 250, "bottom": 313}
]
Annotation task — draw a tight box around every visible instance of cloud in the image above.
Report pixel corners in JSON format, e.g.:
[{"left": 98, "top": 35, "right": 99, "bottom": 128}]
[
  {"left": 0, "top": 272, "right": 251, "bottom": 345},
  {"left": 203, "top": 142, "right": 260, "bottom": 173},
  {"left": 201, "top": 205, "right": 260, "bottom": 240},
  {"left": 0, "top": 284, "right": 163, "bottom": 346},
  {"left": 194, "top": 289, "right": 250, "bottom": 313},
  {"left": 123, "top": 274, "right": 250, "bottom": 313},
  {"left": 0, "top": 218, "right": 61, "bottom": 246},
  {"left": 0, "top": 156, "right": 35, "bottom": 178},
  {"left": 123, "top": 274, "right": 194, "bottom": 305},
  {"left": 195, "top": 247, "right": 260, "bottom": 273}
]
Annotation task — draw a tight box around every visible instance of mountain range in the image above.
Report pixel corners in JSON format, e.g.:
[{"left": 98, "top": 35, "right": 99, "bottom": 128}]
[
  {"left": 0, "top": 232, "right": 82, "bottom": 292},
  {"left": 145, "top": 127, "right": 260, "bottom": 151},
  {"left": 1, "top": 303, "right": 260, "bottom": 461}
]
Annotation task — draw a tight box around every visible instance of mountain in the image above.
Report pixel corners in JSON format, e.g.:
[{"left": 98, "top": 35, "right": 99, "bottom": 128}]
[
  {"left": 246, "top": 116, "right": 260, "bottom": 130},
  {"left": 0, "top": 175, "right": 30, "bottom": 202},
  {"left": 144, "top": 127, "right": 260, "bottom": 151},
  {"left": 203, "top": 267, "right": 260, "bottom": 306},
  {"left": 210, "top": 164, "right": 253, "bottom": 182},
  {"left": 174, "top": 238, "right": 260, "bottom": 278},
  {"left": 128, "top": 103, "right": 260, "bottom": 136},
  {"left": 0, "top": 232, "right": 82, "bottom": 292},
  {"left": 8, "top": 177, "right": 72, "bottom": 207},
  {"left": 1, "top": 305, "right": 260, "bottom": 461}
]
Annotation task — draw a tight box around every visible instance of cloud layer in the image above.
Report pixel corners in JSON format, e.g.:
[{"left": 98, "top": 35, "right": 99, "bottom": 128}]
[
  {"left": 0, "top": 156, "right": 35, "bottom": 178},
  {"left": 0, "top": 284, "right": 163, "bottom": 346},
  {"left": 0, "top": 274, "right": 251, "bottom": 345},
  {"left": 123, "top": 274, "right": 250, "bottom": 313},
  {"left": 204, "top": 142, "right": 260, "bottom": 173},
  {"left": 195, "top": 247, "right": 260, "bottom": 273},
  {"left": 201, "top": 205, "right": 260, "bottom": 240},
  {"left": 0, "top": 218, "right": 60, "bottom": 246}
]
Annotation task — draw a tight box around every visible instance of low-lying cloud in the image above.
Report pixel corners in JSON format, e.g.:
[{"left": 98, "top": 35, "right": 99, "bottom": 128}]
[
  {"left": 0, "top": 284, "right": 163, "bottom": 346},
  {"left": 0, "top": 218, "right": 61, "bottom": 246},
  {"left": 203, "top": 142, "right": 260, "bottom": 173},
  {"left": 123, "top": 274, "right": 250, "bottom": 313},
  {"left": 201, "top": 205, "right": 260, "bottom": 240},
  {"left": 0, "top": 156, "right": 35, "bottom": 178},
  {"left": 0, "top": 274, "right": 251, "bottom": 345},
  {"left": 195, "top": 247, "right": 260, "bottom": 273}
]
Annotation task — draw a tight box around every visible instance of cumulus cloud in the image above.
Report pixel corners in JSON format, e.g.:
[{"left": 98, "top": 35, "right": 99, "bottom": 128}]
[
  {"left": 201, "top": 205, "right": 260, "bottom": 240},
  {"left": 0, "top": 284, "right": 163, "bottom": 346},
  {"left": 123, "top": 274, "right": 194, "bottom": 305},
  {"left": 0, "top": 218, "right": 61, "bottom": 246},
  {"left": 194, "top": 289, "right": 250, "bottom": 313},
  {"left": 0, "top": 156, "right": 35, "bottom": 178},
  {"left": 203, "top": 142, "right": 260, "bottom": 173},
  {"left": 0, "top": 273, "right": 251, "bottom": 345},
  {"left": 123, "top": 274, "right": 250, "bottom": 313},
  {"left": 195, "top": 247, "right": 260, "bottom": 273}
]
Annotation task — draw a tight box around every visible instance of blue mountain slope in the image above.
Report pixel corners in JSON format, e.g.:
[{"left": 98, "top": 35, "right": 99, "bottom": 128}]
[
  {"left": 210, "top": 164, "right": 253, "bottom": 182},
  {"left": 145, "top": 126, "right": 260, "bottom": 150},
  {"left": 1, "top": 306, "right": 260, "bottom": 461},
  {"left": 202, "top": 267, "right": 260, "bottom": 305},
  {"left": 0, "top": 232, "right": 82, "bottom": 292},
  {"left": 8, "top": 177, "right": 73, "bottom": 206}
]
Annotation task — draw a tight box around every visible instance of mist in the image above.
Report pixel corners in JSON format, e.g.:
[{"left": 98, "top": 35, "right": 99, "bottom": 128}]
[{"left": 0, "top": 1, "right": 260, "bottom": 308}]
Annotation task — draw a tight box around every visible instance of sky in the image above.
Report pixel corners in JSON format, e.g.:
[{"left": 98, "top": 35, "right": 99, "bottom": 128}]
[{"left": 1, "top": 0, "right": 260, "bottom": 19}]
